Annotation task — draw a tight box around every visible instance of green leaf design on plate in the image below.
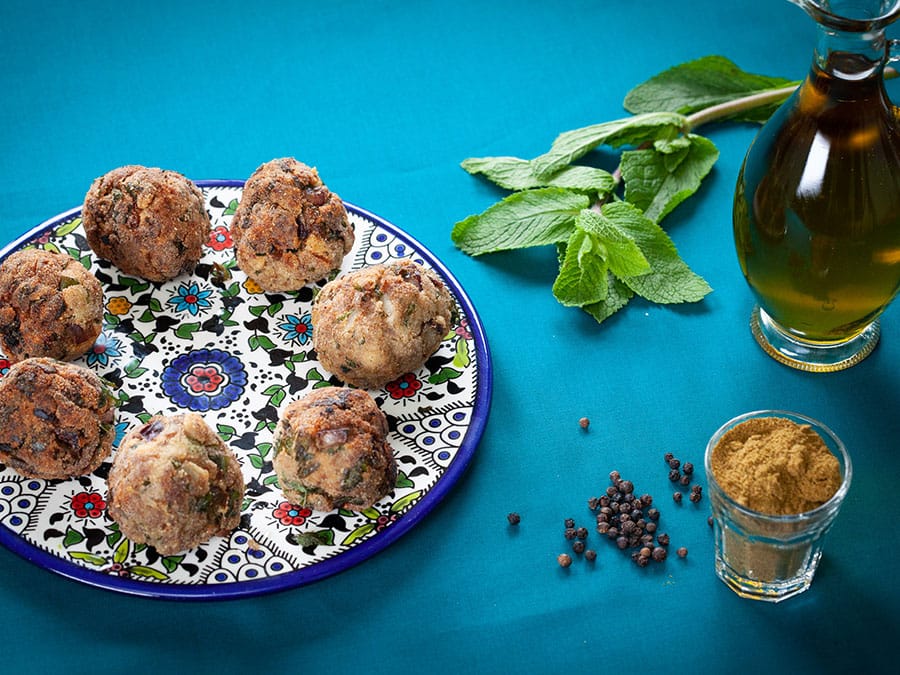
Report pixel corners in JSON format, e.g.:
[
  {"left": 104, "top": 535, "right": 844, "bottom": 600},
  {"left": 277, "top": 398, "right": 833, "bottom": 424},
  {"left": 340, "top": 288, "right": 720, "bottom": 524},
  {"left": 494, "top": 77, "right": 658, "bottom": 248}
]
[
  {"left": 390, "top": 490, "right": 423, "bottom": 513},
  {"left": 68, "top": 551, "right": 107, "bottom": 567},
  {"left": 175, "top": 322, "right": 200, "bottom": 340},
  {"left": 130, "top": 566, "right": 169, "bottom": 580},
  {"left": 341, "top": 523, "right": 377, "bottom": 546}
]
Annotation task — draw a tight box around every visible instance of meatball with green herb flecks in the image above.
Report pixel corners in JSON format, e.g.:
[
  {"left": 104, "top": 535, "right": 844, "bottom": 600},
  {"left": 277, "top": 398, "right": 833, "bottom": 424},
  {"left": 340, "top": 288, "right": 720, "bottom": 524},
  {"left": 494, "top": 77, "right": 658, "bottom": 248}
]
[
  {"left": 272, "top": 387, "right": 396, "bottom": 511},
  {"left": 0, "top": 248, "right": 103, "bottom": 362},
  {"left": 230, "top": 157, "right": 354, "bottom": 292},
  {"left": 311, "top": 260, "right": 454, "bottom": 389},
  {"left": 82, "top": 165, "right": 210, "bottom": 282},
  {"left": 0, "top": 358, "right": 116, "bottom": 479},
  {"left": 108, "top": 413, "right": 244, "bottom": 555}
]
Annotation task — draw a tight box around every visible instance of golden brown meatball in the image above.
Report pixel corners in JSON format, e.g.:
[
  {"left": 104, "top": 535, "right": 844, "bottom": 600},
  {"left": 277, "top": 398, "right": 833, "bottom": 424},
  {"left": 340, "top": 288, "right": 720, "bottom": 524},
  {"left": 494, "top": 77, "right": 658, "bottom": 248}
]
[
  {"left": 108, "top": 413, "right": 244, "bottom": 556},
  {"left": 82, "top": 165, "right": 210, "bottom": 282},
  {"left": 0, "top": 358, "right": 116, "bottom": 479},
  {"left": 312, "top": 260, "right": 454, "bottom": 389},
  {"left": 0, "top": 249, "right": 103, "bottom": 362},
  {"left": 230, "top": 157, "right": 353, "bottom": 292},
  {"left": 272, "top": 387, "right": 396, "bottom": 511}
]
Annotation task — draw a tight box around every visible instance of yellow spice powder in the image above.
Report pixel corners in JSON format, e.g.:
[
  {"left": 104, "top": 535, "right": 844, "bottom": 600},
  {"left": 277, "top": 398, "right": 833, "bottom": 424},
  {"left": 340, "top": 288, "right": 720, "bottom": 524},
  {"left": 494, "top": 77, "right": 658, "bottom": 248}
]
[{"left": 710, "top": 417, "right": 841, "bottom": 516}]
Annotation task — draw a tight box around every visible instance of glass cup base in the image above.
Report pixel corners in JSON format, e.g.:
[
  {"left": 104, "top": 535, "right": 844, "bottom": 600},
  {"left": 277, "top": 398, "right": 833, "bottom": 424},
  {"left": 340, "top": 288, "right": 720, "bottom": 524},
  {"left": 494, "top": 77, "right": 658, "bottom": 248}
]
[
  {"left": 749, "top": 306, "right": 880, "bottom": 372},
  {"left": 715, "top": 553, "right": 817, "bottom": 603}
]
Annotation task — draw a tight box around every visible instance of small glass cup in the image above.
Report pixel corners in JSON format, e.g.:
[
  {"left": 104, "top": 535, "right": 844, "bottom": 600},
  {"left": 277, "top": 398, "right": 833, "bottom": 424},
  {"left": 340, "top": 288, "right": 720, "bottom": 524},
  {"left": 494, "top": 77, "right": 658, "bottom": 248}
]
[{"left": 704, "top": 410, "right": 852, "bottom": 602}]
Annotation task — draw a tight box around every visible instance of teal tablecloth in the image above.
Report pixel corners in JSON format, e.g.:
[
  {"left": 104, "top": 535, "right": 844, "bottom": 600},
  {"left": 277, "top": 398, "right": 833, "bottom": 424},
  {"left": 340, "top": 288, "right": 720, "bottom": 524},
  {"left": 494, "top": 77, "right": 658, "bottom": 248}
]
[{"left": 1, "top": 1, "right": 896, "bottom": 671}]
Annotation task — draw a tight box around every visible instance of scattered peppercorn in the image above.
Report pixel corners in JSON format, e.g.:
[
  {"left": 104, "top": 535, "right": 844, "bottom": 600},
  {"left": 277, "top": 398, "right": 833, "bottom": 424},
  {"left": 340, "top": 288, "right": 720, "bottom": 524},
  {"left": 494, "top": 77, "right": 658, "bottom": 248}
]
[
  {"left": 668, "top": 458, "right": 681, "bottom": 470},
  {"left": 579, "top": 417, "right": 590, "bottom": 430},
  {"left": 587, "top": 497, "right": 599, "bottom": 510},
  {"left": 585, "top": 549, "right": 597, "bottom": 562},
  {"left": 657, "top": 533, "right": 670, "bottom": 546},
  {"left": 609, "top": 470, "right": 621, "bottom": 483},
  {"left": 664, "top": 452, "right": 674, "bottom": 463},
  {"left": 651, "top": 546, "right": 667, "bottom": 562},
  {"left": 564, "top": 518, "right": 575, "bottom": 529},
  {"left": 619, "top": 480, "right": 634, "bottom": 494},
  {"left": 576, "top": 527, "right": 588, "bottom": 540},
  {"left": 564, "top": 528, "right": 576, "bottom": 540},
  {"left": 689, "top": 491, "right": 702, "bottom": 504},
  {"left": 668, "top": 469, "right": 681, "bottom": 482},
  {"left": 507, "top": 512, "right": 521, "bottom": 526},
  {"left": 647, "top": 508, "right": 660, "bottom": 521},
  {"left": 676, "top": 547, "right": 688, "bottom": 558},
  {"left": 558, "top": 553, "right": 573, "bottom": 568},
  {"left": 673, "top": 491, "right": 683, "bottom": 504},
  {"left": 679, "top": 474, "right": 691, "bottom": 486},
  {"left": 573, "top": 540, "right": 586, "bottom": 554},
  {"left": 683, "top": 462, "right": 694, "bottom": 475}
]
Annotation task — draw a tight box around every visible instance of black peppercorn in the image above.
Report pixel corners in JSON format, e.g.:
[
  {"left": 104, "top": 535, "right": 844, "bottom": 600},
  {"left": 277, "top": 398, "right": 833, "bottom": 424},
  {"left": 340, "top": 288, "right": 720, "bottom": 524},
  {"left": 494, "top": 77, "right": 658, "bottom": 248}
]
[
  {"left": 558, "top": 553, "right": 573, "bottom": 568},
  {"left": 573, "top": 540, "right": 585, "bottom": 554},
  {"left": 564, "top": 527, "right": 576, "bottom": 540},
  {"left": 606, "top": 485, "right": 618, "bottom": 498},
  {"left": 619, "top": 480, "right": 634, "bottom": 494},
  {"left": 585, "top": 549, "right": 597, "bottom": 562},
  {"left": 609, "top": 470, "right": 621, "bottom": 483},
  {"left": 668, "top": 469, "right": 680, "bottom": 482},
  {"left": 657, "top": 533, "right": 670, "bottom": 546},
  {"left": 664, "top": 452, "right": 674, "bottom": 463},
  {"left": 596, "top": 522, "right": 610, "bottom": 534},
  {"left": 616, "top": 536, "right": 628, "bottom": 550},
  {"left": 507, "top": 512, "right": 521, "bottom": 526},
  {"left": 596, "top": 513, "right": 609, "bottom": 524},
  {"left": 639, "top": 546, "right": 652, "bottom": 559},
  {"left": 579, "top": 417, "right": 590, "bottom": 430},
  {"left": 647, "top": 508, "right": 660, "bottom": 521},
  {"left": 587, "top": 497, "right": 599, "bottom": 510},
  {"left": 565, "top": 518, "right": 575, "bottom": 529},
  {"left": 640, "top": 494, "right": 653, "bottom": 507},
  {"left": 683, "top": 462, "right": 694, "bottom": 475},
  {"left": 576, "top": 527, "right": 588, "bottom": 540},
  {"left": 676, "top": 547, "right": 688, "bottom": 558},
  {"left": 673, "top": 491, "right": 683, "bottom": 504},
  {"left": 691, "top": 484, "right": 703, "bottom": 495},
  {"left": 679, "top": 474, "right": 691, "bottom": 486},
  {"left": 646, "top": 521, "right": 657, "bottom": 534},
  {"left": 668, "top": 458, "right": 681, "bottom": 470},
  {"left": 651, "top": 546, "right": 667, "bottom": 562},
  {"left": 689, "top": 491, "right": 702, "bottom": 504},
  {"left": 599, "top": 495, "right": 611, "bottom": 508}
]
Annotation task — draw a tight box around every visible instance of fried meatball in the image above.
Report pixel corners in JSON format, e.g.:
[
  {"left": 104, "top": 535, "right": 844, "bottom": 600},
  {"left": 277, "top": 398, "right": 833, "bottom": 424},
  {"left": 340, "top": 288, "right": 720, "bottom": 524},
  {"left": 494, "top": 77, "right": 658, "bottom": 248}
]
[
  {"left": 0, "top": 249, "right": 103, "bottom": 362},
  {"left": 0, "top": 358, "right": 115, "bottom": 479},
  {"left": 272, "top": 387, "right": 396, "bottom": 511},
  {"left": 82, "top": 165, "right": 210, "bottom": 282},
  {"left": 312, "top": 260, "right": 454, "bottom": 389},
  {"left": 230, "top": 157, "right": 353, "bottom": 292},
  {"left": 108, "top": 413, "right": 244, "bottom": 556}
]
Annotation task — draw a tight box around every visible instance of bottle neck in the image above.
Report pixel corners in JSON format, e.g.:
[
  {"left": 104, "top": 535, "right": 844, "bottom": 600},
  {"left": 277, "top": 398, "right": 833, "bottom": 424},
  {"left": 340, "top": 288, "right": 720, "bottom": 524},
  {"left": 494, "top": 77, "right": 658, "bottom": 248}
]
[{"left": 814, "top": 24, "right": 888, "bottom": 79}]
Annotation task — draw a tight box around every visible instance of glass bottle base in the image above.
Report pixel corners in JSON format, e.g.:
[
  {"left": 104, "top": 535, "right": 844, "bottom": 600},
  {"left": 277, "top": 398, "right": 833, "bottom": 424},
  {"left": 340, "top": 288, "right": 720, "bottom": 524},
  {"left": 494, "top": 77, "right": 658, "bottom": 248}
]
[{"left": 750, "top": 306, "right": 880, "bottom": 372}]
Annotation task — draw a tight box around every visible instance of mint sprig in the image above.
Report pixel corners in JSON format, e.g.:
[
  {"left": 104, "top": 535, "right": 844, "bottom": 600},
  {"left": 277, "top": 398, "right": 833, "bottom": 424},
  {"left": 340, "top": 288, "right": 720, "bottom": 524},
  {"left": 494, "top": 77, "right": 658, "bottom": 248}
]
[{"left": 452, "top": 55, "right": 803, "bottom": 325}]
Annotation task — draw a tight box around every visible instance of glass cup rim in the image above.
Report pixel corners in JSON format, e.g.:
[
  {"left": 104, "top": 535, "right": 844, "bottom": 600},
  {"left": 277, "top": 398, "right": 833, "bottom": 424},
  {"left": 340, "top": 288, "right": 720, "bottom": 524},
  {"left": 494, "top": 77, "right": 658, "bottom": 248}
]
[{"left": 704, "top": 409, "right": 853, "bottom": 524}]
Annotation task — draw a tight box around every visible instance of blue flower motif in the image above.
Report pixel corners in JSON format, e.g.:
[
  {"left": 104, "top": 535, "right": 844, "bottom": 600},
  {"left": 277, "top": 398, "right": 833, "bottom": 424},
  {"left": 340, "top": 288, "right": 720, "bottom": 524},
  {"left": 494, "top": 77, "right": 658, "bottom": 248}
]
[
  {"left": 161, "top": 348, "right": 247, "bottom": 412},
  {"left": 87, "top": 333, "right": 122, "bottom": 368},
  {"left": 278, "top": 313, "right": 313, "bottom": 345},
  {"left": 112, "top": 422, "right": 129, "bottom": 449},
  {"left": 167, "top": 282, "right": 213, "bottom": 316}
]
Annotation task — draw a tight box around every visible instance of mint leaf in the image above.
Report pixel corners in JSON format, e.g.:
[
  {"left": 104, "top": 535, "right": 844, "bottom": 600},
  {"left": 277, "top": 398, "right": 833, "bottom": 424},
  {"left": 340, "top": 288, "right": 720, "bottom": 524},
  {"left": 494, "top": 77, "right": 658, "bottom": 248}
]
[
  {"left": 621, "top": 134, "right": 719, "bottom": 222},
  {"left": 576, "top": 209, "right": 651, "bottom": 279},
  {"left": 461, "top": 156, "right": 615, "bottom": 195},
  {"left": 532, "top": 112, "right": 687, "bottom": 179},
  {"left": 451, "top": 188, "right": 589, "bottom": 255},
  {"left": 602, "top": 201, "right": 711, "bottom": 303},
  {"left": 552, "top": 227, "right": 609, "bottom": 307},
  {"left": 624, "top": 55, "right": 798, "bottom": 124},
  {"left": 582, "top": 273, "right": 634, "bottom": 324}
]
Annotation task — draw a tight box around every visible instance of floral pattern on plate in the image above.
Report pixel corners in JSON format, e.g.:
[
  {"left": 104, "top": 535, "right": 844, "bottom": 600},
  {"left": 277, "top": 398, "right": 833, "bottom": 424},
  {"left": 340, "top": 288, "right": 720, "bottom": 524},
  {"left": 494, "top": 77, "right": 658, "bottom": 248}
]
[{"left": 0, "top": 182, "right": 491, "bottom": 599}]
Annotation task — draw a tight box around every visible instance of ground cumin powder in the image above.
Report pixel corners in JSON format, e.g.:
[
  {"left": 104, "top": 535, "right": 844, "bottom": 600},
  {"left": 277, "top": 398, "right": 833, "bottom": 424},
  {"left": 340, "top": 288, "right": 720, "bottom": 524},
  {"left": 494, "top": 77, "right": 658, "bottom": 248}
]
[{"left": 710, "top": 416, "right": 841, "bottom": 516}]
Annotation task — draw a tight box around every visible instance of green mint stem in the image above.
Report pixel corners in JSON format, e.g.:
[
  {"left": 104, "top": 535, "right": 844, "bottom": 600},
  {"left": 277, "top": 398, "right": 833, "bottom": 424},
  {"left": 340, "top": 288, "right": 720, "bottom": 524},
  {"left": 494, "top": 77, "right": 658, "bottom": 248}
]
[{"left": 686, "top": 66, "right": 898, "bottom": 130}]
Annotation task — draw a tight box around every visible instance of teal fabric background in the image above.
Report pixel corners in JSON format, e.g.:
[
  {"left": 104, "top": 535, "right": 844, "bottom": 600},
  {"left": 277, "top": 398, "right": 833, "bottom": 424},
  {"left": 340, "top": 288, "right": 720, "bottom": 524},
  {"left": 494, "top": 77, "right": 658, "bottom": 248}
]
[{"left": 0, "top": 0, "right": 896, "bottom": 671}]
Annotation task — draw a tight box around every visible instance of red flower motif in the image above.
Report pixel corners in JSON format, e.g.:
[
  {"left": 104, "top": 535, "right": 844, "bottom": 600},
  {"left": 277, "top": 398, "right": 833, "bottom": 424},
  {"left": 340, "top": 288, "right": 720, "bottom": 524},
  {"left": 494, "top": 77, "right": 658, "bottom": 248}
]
[
  {"left": 0, "top": 358, "right": 10, "bottom": 378},
  {"left": 376, "top": 513, "right": 398, "bottom": 531},
  {"left": 208, "top": 225, "right": 233, "bottom": 251},
  {"left": 186, "top": 366, "right": 224, "bottom": 393},
  {"left": 273, "top": 501, "right": 312, "bottom": 526},
  {"left": 386, "top": 373, "right": 422, "bottom": 399},
  {"left": 71, "top": 492, "right": 106, "bottom": 518}
]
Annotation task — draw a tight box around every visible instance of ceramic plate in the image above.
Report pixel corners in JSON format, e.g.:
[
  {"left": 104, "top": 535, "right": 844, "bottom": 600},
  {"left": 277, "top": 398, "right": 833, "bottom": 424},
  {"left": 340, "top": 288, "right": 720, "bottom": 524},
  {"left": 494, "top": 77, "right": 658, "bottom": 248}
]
[{"left": 0, "top": 180, "right": 491, "bottom": 599}]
